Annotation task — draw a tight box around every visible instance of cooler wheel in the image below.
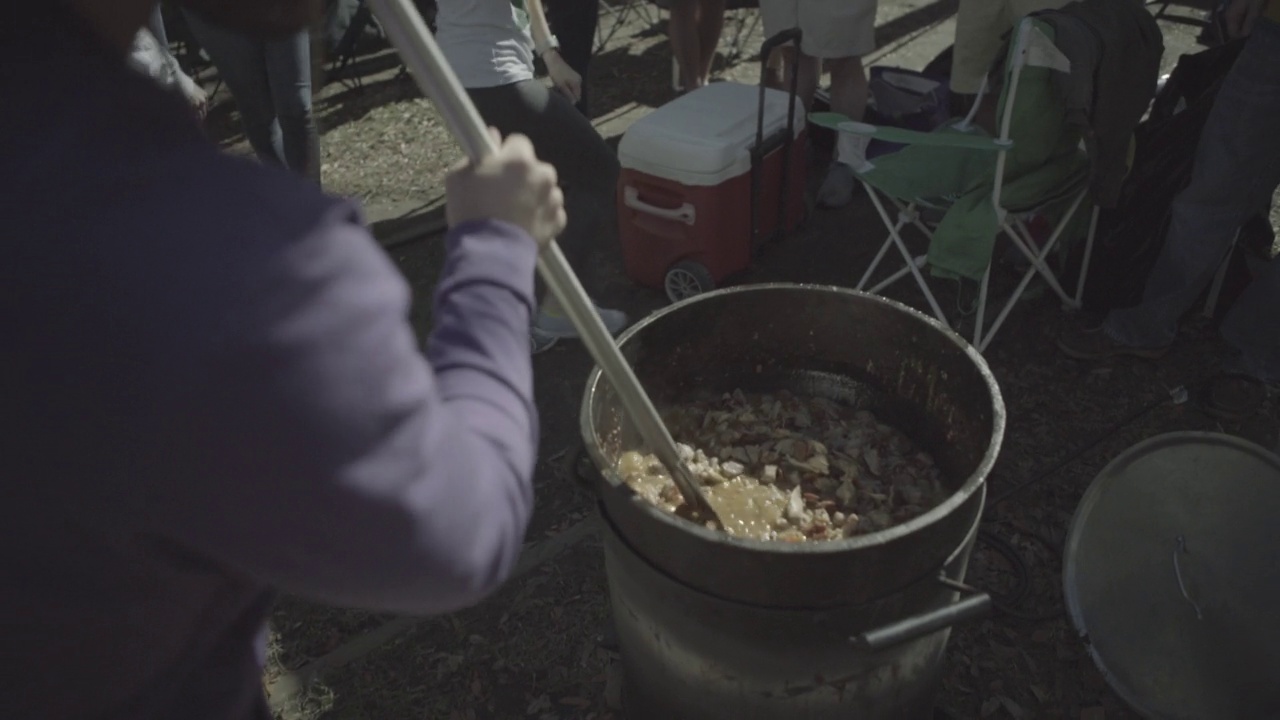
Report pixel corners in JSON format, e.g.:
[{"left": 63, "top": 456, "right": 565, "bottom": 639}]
[{"left": 664, "top": 261, "right": 715, "bottom": 302}]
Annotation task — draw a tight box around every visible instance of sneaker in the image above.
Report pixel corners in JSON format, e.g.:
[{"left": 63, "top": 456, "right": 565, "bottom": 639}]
[
  {"left": 818, "top": 163, "right": 855, "bottom": 208},
  {"left": 533, "top": 301, "right": 629, "bottom": 341},
  {"left": 1056, "top": 322, "right": 1171, "bottom": 361},
  {"left": 531, "top": 327, "right": 559, "bottom": 354}
]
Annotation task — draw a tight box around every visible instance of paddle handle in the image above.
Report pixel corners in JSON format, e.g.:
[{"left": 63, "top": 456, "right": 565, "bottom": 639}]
[{"left": 365, "top": 0, "right": 719, "bottom": 523}]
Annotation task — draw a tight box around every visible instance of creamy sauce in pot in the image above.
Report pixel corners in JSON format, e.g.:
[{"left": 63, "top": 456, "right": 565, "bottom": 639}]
[{"left": 614, "top": 389, "right": 948, "bottom": 543}]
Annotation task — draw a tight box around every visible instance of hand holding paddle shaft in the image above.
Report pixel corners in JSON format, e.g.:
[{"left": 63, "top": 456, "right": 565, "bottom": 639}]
[{"left": 366, "top": 0, "right": 721, "bottom": 525}]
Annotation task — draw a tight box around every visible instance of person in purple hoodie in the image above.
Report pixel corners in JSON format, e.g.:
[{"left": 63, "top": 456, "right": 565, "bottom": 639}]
[{"left": 1, "top": 2, "right": 563, "bottom": 719}]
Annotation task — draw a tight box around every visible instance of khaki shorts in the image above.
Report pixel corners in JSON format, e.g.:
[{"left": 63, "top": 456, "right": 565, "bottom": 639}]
[
  {"left": 950, "top": 0, "right": 1070, "bottom": 93},
  {"left": 759, "top": 0, "right": 878, "bottom": 59}
]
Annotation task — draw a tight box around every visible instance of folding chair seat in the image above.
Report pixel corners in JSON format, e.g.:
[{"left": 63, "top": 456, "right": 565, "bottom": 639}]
[{"left": 810, "top": 16, "right": 1101, "bottom": 353}]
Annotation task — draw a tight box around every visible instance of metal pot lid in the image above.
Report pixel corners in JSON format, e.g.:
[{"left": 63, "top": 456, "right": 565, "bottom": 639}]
[{"left": 1063, "top": 432, "right": 1280, "bottom": 719}]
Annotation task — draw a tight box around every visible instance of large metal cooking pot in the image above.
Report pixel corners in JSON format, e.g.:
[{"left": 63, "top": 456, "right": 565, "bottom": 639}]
[
  {"left": 600, "top": 488, "right": 987, "bottom": 719},
  {"left": 578, "top": 283, "right": 1006, "bottom": 609}
]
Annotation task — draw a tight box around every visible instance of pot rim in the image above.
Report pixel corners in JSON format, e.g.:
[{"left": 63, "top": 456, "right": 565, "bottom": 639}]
[
  {"left": 578, "top": 282, "right": 1007, "bottom": 555},
  {"left": 597, "top": 482, "right": 988, "bottom": 608}
]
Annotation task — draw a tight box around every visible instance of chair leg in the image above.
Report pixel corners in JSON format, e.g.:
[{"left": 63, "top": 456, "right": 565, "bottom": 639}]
[
  {"left": 975, "top": 265, "right": 991, "bottom": 350},
  {"left": 865, "top": 194, "right": 933, "bottom": 294},
  {"left": 859, "top": 234, "right": 897, "bottom": 290},
  {"left": 868, "top": 256, "right": 926, "bottom": 294},
  {"left": 978, "top": 206, "right": 1082, "bottom": 351},
  {"left": 1008, "top": 225, "right": 1073, "bottom": 303},
  {"left": 1003, "top": 190, "right": 1088, "bottom": 307},
  {"left": 857, "top": 183, "right": 903, "bottom": 289},
  {"left": 980, "top": 245, "right": 1048, "bottom": 352},
  {"left": 878, "top": 189, "right": 1092, "bottom": 352},
  {"left": 864, "top": 186, "right": 949, "bottom": 325}
]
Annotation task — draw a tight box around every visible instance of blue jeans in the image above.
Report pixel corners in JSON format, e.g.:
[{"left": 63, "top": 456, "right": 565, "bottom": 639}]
[
  {"left": 1106, "top": 19, "right": 1280, "bottom": 382},
  {"left": 182, "top": 9, "right": 321, "bottom": 184}
]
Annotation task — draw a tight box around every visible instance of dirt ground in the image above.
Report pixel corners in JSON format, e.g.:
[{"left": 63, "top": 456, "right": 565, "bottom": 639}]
[{"left": 181, "top": 1, "right": 1278, "bottom": 718}]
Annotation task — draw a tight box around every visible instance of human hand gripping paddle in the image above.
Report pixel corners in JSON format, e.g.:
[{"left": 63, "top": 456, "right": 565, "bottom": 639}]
[{"left": 365, "top": 0, "right": 722, "bottom": 527}]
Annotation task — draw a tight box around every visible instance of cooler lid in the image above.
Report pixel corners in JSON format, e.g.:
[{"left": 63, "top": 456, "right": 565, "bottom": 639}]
[
  {"left": 1062, "top": 432, "right": 1280, "bottom": 719},
  {"left": 618, "top": 82, "right": 806, "bottom": 186}
]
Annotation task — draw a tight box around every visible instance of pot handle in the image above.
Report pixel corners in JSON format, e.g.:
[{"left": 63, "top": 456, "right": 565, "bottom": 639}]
[{"left": 850, "top": 580, "right": 992, "bottom": 652}]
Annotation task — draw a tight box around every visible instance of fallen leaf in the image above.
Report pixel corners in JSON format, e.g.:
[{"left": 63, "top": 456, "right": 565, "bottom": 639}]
[
  {"left": 560, "top": 697, "right": 592, "bottom": 708},
  {"left": 981, "top": 697, "right": 1002, "bottom": 717},
  {"left": 1080, "top": 708, "right": 1106, "bottom": 720},
  {"left": 1020, "top": 649, "right": 1039, "bottom": 674},
  {"left": 1030, "top": 684, "right": 1050, "bottom": 704},
  {"left": 999, "top": 695, "right": 1026, "bottom": 719},
  {"left": 527, "top": 694, "right": 552, "bottom": 714},
  {"left": 1032, "top": 628, "right": 1053, "bottom": 643}
]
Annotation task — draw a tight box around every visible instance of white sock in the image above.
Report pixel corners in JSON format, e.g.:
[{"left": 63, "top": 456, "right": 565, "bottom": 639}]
[{"left": 837, "top": 132, "right": 873, "bottom": 173}]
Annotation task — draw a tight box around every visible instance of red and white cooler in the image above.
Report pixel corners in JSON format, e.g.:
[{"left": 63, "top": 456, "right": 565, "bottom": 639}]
[{"left": 616, "top": 80, "right": 809, "bottom": 302}]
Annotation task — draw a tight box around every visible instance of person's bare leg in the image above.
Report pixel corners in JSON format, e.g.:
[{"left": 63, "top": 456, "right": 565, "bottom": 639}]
[
  {"left": 826, "top": 55, "right": 868, "bottom": 127},
  {"left": 764, "top": 45, "right": 792, "bottom": 90},
  {"left": 669, "top": 0, "right": 704, "bottom": 91},
  {"left": 794, "top": 51, "right": 821, "bottom": 111},
  {"left": 694, "top": 0, "right": 726, "bottom": 86},
  {"left": 818, "top": 55, "right": 868, "bottom": 207}
]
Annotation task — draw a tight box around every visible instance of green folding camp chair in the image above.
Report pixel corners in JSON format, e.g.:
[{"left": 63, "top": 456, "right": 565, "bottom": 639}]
[{"left": 810, "top": 16, "right": 1099, "bottom": 352}]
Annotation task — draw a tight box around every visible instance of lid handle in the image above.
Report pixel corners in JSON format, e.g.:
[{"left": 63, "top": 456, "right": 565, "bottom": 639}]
[{"left": 1173, "top": 535, "right": 1204, "bottom": 621}]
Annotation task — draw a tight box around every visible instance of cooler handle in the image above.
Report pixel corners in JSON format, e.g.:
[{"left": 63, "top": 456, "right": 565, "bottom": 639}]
[{"left": 623, "top": 186, "right": 697, "bottom": 225}]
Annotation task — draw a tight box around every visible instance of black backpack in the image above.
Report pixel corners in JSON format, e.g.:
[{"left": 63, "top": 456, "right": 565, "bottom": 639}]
[{"left": 1065, "top": 39, "right": 1273, "bottom": 316}]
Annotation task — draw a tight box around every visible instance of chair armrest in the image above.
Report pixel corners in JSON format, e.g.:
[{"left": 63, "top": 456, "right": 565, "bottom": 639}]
[{"left": 808, "top": 112, "right": 1013, "bottom": 152}]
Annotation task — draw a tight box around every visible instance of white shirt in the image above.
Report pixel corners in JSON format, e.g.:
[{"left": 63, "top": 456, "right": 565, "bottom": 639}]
[
  {"left": 127, "top": 28, "right": 182, "bottom": 92},
  {"left": 435, "top": 0, "right": 536, "bottom": 88},
  {"left": 127, "top": 28, "right": 204, "bottom": 104}
]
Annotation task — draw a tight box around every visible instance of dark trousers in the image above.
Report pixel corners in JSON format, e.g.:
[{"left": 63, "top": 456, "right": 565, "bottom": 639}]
[
  {"left": 545, "top": 0, "right": 600, "bottom": 116},
  {"left": 468, "top": 79, "right": 620, "bottom": 298},
  {"left": 182, "top": 8, "right": 322, "bottom": 185}
]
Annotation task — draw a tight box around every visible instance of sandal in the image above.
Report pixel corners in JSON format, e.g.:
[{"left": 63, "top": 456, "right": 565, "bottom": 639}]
[{"left": 1202, "top": 373, "right": 1266, "bottom": 421}]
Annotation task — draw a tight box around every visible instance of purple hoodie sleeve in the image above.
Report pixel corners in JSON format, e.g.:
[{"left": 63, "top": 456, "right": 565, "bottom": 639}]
[{"left": 148, "top": 208, "right": 541, "bottom": 616}]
